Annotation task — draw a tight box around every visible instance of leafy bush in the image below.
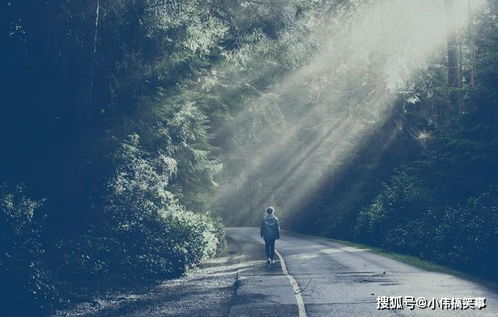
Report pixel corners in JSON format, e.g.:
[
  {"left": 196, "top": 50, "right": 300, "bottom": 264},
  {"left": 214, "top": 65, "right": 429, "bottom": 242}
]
[
  {"left": 354, "top": 170, "right": 431, "bottom": 246},
  {"left": 0, "top": 134, "right": 225, "bottom": 314},
  {"left": 432, "top": 189, "right": 498, "bottom": 277},
  {"left": 56, "top": 135, "right": 224, "bottom": 286},
  {"left": 2, "top": 0, "right": 233, "bottom": 313},
  {"left": 355, "top": 180, "right": 498, "bottom": 278},
  {"left": 0, "top": 185, "right": 56, "bottom": 315}
]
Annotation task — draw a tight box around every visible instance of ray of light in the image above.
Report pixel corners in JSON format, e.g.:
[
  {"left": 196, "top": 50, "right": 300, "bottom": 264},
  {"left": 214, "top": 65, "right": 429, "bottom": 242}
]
[{"left": 215, "top": 0, "right": 486, "bottom": 223}]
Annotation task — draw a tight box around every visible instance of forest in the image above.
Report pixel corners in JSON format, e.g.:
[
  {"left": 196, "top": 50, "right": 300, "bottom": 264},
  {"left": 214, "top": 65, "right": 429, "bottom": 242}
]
[{"left": 1, "top": 0, "right": 497, "bottom": 315}]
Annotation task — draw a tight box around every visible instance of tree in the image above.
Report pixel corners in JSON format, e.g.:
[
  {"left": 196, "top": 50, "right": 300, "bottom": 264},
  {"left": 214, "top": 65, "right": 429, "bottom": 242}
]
[{"left": 445, "top": 0, "right": 463, "bottom": 112}]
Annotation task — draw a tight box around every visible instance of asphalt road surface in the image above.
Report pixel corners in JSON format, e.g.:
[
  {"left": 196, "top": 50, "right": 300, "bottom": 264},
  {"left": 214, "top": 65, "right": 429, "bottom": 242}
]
[
  {"left": 55, "top": 227, "right": 498, "bottom": 317},
  {"left": 225, "top": 227, "right": 498, "bottom": 317}
]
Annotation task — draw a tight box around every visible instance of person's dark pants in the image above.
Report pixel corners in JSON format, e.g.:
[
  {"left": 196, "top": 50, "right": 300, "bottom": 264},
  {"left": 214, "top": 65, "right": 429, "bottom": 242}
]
[{"left": 265, "top": 239, "right": 276, "bottom": 260}]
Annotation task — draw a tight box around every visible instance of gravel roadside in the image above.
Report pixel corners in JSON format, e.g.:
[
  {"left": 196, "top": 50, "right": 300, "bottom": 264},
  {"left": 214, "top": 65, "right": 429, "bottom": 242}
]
[{"left": 53, "top": 238, "right": 243, "bottom": 317}]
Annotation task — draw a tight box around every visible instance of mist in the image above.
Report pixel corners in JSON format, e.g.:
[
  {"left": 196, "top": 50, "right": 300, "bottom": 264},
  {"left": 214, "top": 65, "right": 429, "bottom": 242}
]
[{"left": 213, "top": 0, "right": 485, "bottom": 225}]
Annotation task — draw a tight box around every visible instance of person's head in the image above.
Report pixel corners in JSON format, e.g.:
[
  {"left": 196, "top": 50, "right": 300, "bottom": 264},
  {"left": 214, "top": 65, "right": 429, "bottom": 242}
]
[{"left": 265, "top": 206, "right": 274, "bottom": 215}]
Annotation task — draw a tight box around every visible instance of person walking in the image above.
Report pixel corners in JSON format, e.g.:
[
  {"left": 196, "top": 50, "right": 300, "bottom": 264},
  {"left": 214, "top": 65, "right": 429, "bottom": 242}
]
[{"left": 260, "top": 206, "right": 280, "bottom": 265}]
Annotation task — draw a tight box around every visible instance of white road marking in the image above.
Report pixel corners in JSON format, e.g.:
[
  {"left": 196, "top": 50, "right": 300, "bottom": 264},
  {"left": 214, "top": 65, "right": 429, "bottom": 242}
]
[
  {"left": 275, "top": 249, "right": 308, "bottom": 317},
  {"left": 258, "top": 239, "right": 308, "bottom": 317}
]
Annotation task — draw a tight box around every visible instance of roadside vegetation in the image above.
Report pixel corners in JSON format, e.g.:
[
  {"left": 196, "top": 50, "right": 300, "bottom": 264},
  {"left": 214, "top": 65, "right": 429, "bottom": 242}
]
[
  {"left": 2, "top": 0, "right": 498, "bottom": 315},
  {"left": 290, "top": 0, "right": 498, "bottom": 282},
  {"left": 2, "top": 0, "right": 320, "bottom": 314}
]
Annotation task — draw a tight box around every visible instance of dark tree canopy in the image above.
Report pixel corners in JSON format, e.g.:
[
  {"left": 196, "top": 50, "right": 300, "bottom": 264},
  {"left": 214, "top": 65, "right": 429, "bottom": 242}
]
[{"left": 1, "top": 0, "right": 498, "bottom": 314}]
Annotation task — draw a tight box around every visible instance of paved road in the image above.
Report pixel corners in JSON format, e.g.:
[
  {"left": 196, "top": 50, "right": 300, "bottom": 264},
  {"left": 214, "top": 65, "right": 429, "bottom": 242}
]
[
  {"left": 226, "top": 227, "right": 498, "bottom": 317},
  {"left": 54, "top": 227, "right": 498, "bottom": 317}
]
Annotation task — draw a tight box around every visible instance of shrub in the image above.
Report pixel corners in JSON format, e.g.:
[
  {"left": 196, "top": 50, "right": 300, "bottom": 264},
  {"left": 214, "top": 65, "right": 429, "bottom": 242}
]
[
  {"left": 356, "top": 181, "right": 498, "bottom": 279},
  {"left": 354, "top": 170, "right": 431, "bottom": 245},
  {"left": 432, "top": 189, "right": 498, "bottom": 277},
  {"left": 0, "top": 184, "right": 56, "bottom": 315},
  {"left": 55, "top": 135, "right": 225, "bottom": 286}
]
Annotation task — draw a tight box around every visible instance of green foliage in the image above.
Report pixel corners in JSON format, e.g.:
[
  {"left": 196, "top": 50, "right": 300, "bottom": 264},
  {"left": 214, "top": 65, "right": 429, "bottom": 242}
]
[
  {"left": 355, "top": 171, "right": 432, "bottom": 246},
  {"left": 3, "top": 0, "right": 498, "bottom": 313},
  {"left": 356, "top": 185, "right": 498, "bottom": 279},
  {"left": 1, "top": 0, "right": 231, "bottom": 313},
  {"left": 0, "top": 185, "right": 55, "bottom": 315},
  {"left": 54, "top": 134, "right": 224, "bottom": 284},
  {"left": 295, "top": 0, "right": 498, "bottom": 280},
  {"left": 432, "top": 190, "right": 498, "bottom": 277},
  {"left": 350, "top": 32, "right": 498, "bottom": 274},
  {"left": 161, "top": 102, "right": 223, "bottom": 210},
  {"left": 56, "top": 208, "right": 223, "bottom": 284}
]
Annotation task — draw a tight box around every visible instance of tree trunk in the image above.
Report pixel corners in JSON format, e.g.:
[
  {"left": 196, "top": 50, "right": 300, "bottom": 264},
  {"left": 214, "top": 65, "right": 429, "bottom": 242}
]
[
  {"left": 445, "top": 0, "right": 463, "bottom": 112},
  {"left": 468, "top": 0, "right": 476, "bottom": 88},
  {"left": 64, "top": 0, "right": 101, "bottom": 236},
  {"left": 88, "top": 0, "right": 100, "bottom": 109}
]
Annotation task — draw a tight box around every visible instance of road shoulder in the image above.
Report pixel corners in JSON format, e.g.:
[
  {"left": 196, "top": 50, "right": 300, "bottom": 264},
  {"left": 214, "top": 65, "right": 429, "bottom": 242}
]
[{"left": 53, "top": 240, "right": 243, "bottom": 317}]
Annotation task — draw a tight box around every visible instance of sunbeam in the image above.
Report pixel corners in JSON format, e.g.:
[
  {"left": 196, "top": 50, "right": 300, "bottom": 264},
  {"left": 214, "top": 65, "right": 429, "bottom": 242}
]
[{"left": 215, "top": 0, "right": 486, "bottom": 225}]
